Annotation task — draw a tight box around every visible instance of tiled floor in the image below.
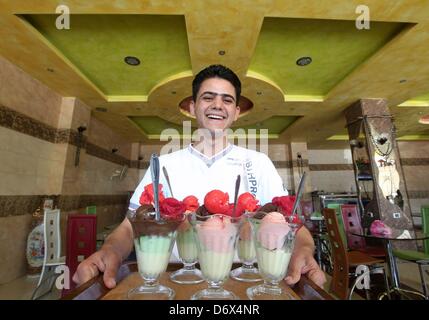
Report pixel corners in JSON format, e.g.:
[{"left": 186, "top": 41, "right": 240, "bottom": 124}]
[
  {"left": 0, "top": 260, "right": 426, "bottom": 300},
  {"left": 324, "top": 260, "right": 427, "bottom": 300},
  {"left": 0, "top": 274, "right": 61, "bottom": 300}
]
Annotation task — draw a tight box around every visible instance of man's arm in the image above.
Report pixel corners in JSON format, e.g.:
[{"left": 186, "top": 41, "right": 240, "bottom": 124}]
[
  {"left": 285, "top": 226, "right": 327, "bottom": 288},
  {"left": 72, "top": 218, "right": 134, "bottom": 288}
]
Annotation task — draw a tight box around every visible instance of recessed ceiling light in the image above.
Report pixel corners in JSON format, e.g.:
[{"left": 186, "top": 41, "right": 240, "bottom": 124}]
[
  {"left": 124, "top": 56, "right": 141, "bottom": 66},
  {"left": 296, "top": 56, "right": 312, "bottom": 66},
  {"left": 218, "top": 50, "right": 226, "bottom": 56},
  {"left": 399, "top": 79, "right": 407, "bottom": 83},
  {"left": 95, "top": 107, "right": 107, "bottom": 112}
]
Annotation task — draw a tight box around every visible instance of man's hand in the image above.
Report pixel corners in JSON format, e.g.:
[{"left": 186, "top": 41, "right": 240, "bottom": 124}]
[
  {"left": 72, "top": 244, "right": 122, "bottom": 289},
  {"left": 285, "top": 247, "right": 326, "bottom": 288}
]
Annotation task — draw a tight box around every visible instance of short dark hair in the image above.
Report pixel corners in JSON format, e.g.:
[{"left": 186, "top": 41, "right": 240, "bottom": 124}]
[{"left": 192, "top": 64, "right": 241, "bottom": 104}]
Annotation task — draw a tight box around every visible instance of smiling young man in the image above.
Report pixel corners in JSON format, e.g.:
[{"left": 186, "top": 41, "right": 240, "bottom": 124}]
[{"left": 73, "top": 65, "right": 326, "bottom": 290}]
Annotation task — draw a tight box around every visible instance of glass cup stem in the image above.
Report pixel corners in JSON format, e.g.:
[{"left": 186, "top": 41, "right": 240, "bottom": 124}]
[
  {"left": 142, "top": 278, "right": 159, "bottom": 287},
  {"left": 183, "top": 261, "right": 197, "bottom": 271},
  {"left": 262, "top": 280, "right": 282, "bottom": 295},
  {"left": 242, "top": 262, "right": 256, "bottom": 270}
]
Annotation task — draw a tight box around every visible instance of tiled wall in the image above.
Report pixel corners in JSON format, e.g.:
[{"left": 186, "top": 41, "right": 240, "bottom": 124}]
[
  {"left": 0, "top": 56, "right": 62, "bottom": 128},
  {"left": 398, "top": 141, "right": 429, "bottom": 215},
  {"left": 307, "top": 145, "right": 429, "bottom": 216},
  {"left": 308, "top": 149, "right": 356, "bottom": 193},
  {"left": 0, "top": 57, "right": 139, "bottom": 284}
]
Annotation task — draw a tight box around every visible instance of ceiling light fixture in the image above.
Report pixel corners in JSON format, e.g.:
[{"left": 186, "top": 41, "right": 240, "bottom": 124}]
[
  {"left": 124, "top": 56, "right": 141, "bottom": 66},
  {"left": 419, "top": 114, "right": 429, "bottom": 124},
  {"left": 218, "top": 50, "right": 226, "bottom": 56},
  {"left": 296, "top": 56, "right": 312, "bottom": 66}
]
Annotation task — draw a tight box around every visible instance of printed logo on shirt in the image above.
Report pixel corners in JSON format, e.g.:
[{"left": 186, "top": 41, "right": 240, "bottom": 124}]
[
  {"left": 244, "top": 159, "right": 257, "bottom": 196},
  {"left": 226, "top": 157, "right": 243, "bottom": 166}
]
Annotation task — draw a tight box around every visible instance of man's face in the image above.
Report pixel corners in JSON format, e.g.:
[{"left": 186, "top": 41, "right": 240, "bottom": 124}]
[{"left": 190, "top": 77, "right": 240, "bottom": 133}]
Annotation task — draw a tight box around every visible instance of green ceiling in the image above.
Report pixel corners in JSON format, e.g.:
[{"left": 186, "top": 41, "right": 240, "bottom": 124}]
[
  {"left": 249, "top": 18, "right": 406, "bottom": 96},
  {"left": 24, "top": 14, "right": 191, "bottom": 95},
  {"left": 412, "top": 92, "right": 429, "bottom": 102},
  {"left": 3, "top": 1, "right": 427, "bottom": 144}
]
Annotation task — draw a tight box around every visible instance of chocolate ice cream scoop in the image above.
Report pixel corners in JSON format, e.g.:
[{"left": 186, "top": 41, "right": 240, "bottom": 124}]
[
  {"left": 128, "top": 205, "right": 183, "bottom": 237},
  {"left": 258, "top": 203, "right": 278, "bottom": 213},
  {"left": 195, "top": 205, "right": 211, "bottom": 218}
]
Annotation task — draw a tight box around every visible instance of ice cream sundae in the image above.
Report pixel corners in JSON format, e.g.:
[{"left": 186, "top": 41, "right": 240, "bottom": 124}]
[
  {"left": 170, "top": 195, "right": 204, "bottom": 284},
  {"left": 189, "top": 189, "right": 241, "bottom": 300},
  {"left": 127, "top": 184, "right": 185, "bottom": 299},
  {"left": 246, "top": 206, "right": 300, "bottom": 300},
  {"left": 230, "top": 192, "right": 262, "bottom": 282}
]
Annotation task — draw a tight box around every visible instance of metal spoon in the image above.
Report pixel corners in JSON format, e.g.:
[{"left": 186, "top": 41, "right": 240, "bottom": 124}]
[
  {"left": 150, "top": 153, "right": 161, "bottom": 221},
  {"left": 232, "top": 175, "right": 241, "bottom": 217},
  {"left": 162, "top": 166, "right": 174, "bottom": 198}
]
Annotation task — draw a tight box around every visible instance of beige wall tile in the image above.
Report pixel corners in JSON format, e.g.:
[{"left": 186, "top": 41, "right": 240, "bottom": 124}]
[
  {"left": 311, "top": 170, "right": 355, "bottom": 193},
  {"left": 57, "top": 97, "right": 76, "bottom": 129},
  {"left": 308, "top": 149, "right": 353, "bottom": 164},
  {"left": 398, "top": 141, "right": 429, "bottom": 158},
  {"left": 0, "top": 215, "right": 32, "bottom": 284},
  {"left": 0, "top": 56, "right": 62, "bottom": 128},
  {"left": 0, "top": 172, "right": 37, "bottom": 195}
]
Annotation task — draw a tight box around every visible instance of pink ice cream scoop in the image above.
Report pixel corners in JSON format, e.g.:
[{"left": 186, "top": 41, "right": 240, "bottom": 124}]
[
  {"left": 370, "top": 220, "right": 392, "bottom": 237},
  {"left": 196, "top": 216, "right": 236, "bottom": 252},
  {"left": 257, "top": 212, "right": 291, "bottom": 250}
]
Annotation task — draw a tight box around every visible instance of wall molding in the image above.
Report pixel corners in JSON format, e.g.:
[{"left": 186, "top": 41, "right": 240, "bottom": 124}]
[
  {"left": 309, "top": 164, "right": 354, "bottom": 171},
  {"left": 3, "top": 105, "right": 429, "bottom": 171},
  {"left": 400, "top": 158, "right": 429, "bottom": 166},
  {"left": 0, "top": 104, "right": 142, "bottom": 168},
  {"left": 0, "top": 194, "right": 130, "bottom": 218}
]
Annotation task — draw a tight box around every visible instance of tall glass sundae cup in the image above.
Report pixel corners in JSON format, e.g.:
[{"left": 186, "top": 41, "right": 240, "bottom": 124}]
[
  {"left": 230, "top": 213, "right": 262, "bottom": 282},
  {"left": 246, "top": 211, "right": 299, "bottom": 300},
  {"left": 127, "top": 206, "right": 184, "bottom": 300},
  {"left": 189, "top": 213, "right": 240, "bottom": 300},
  {"left": 169, "top": 213, "right": 204, "bottom": 284}
]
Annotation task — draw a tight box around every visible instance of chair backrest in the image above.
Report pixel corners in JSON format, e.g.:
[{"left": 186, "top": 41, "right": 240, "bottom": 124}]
[
  {"left": 326, "top": 203, "right": 347, "bottom": 246},
  {"left": 422, "top": 205, "right": 429, "bottom": 254},
  {"left": 341, "top": 204, "right": 366, "bottom": 250},
  {"left": 323, "top": 208, "right": 350, "bottom": 300},
  {"left": 66, "top": 214, "right": 97, "bottom": 272},
  {"left": 43, "top": 209, "right": 62, "bottom": 263},
  {"left": 65, "top": 214, "right": 97, "bottom": 292}
]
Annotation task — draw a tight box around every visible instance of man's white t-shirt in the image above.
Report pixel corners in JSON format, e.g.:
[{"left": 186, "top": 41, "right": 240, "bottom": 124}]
[
  {"left": 129, "top": 144, "right": 287, "bottom": 209},
  {"left": 128, "top": 144, "right": 288, "bottom": 262}
]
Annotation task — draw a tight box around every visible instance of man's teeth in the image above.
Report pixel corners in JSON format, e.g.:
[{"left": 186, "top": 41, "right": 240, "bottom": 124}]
[{"left": 207, "top": 115, "right": 224, "bottom": 120}]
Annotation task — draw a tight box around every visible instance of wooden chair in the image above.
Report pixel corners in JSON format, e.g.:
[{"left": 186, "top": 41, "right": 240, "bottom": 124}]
[
  {"left": 323, "top": 208, "right": 388, "bottom": 299},
  {"left": 31, "top": 209, "right": 66, "bottom": 300},
  {"left": 341, "top": 204, "right": 385, "bottom": 258}
]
